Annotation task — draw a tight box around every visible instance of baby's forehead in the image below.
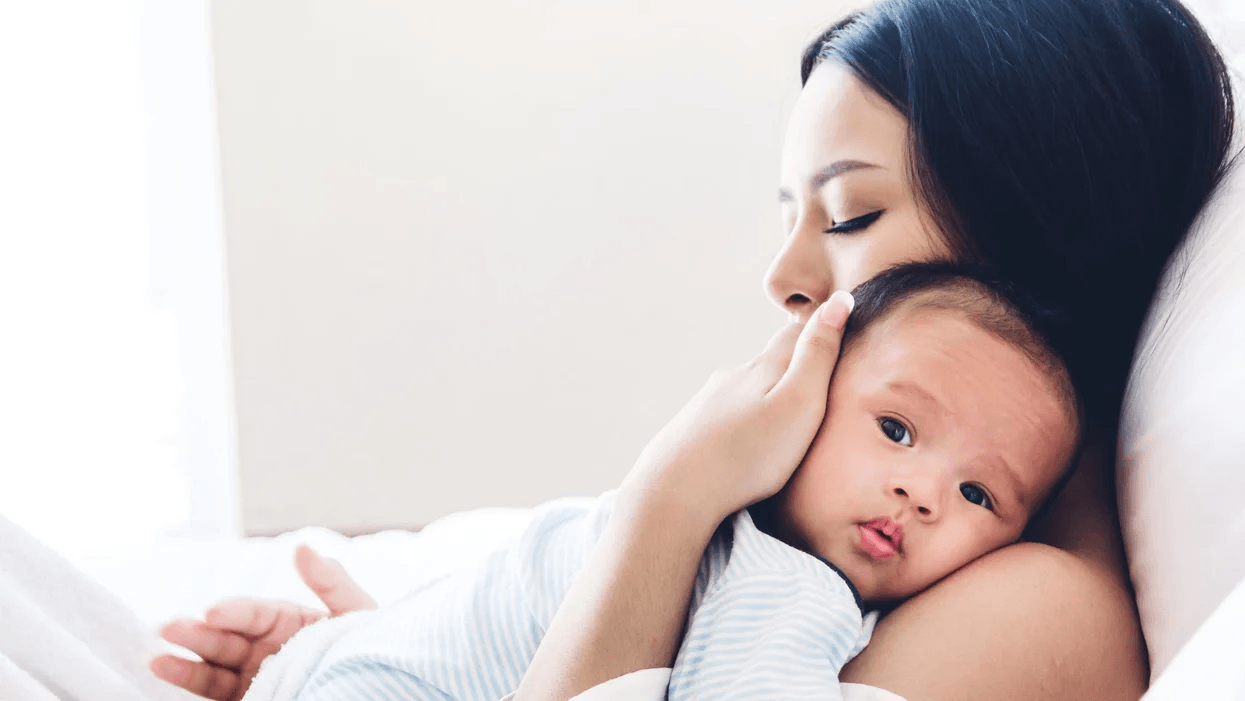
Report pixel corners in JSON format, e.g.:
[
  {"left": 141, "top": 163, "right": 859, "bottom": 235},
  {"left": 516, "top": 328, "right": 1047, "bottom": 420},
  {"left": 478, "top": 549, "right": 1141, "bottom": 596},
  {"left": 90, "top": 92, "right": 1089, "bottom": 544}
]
[
  {"left": 837, "top": 271, "right": 1082, "bottom": 435},
  {"left": 843, "top": 301, "right": 1016, "bottom": 368},
  {"left": 842, "top": 296, "right": 989, "bottom": 359},
  {"left": 841, "top": 300, "right": 1060, "bottom": 403},
  {"left": 843, "top": 291, "right": 1064, "bottom": 389},
  {"left": 837, "top": 300, "right": 1079, "bottom": 504}
]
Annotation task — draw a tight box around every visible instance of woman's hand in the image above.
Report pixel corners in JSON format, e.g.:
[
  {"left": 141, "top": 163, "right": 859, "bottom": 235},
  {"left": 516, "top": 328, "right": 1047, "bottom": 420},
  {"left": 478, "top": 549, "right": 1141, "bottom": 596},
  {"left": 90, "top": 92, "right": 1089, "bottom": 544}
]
[
  {"left": 149, "top": 544, "right": 377, "bottom": 701},
  {"left": 621, "top": 289, "right": 856, "bottom": 524},
  {"left": 515, "top": 291, "right": 854, "bottom": 701}
]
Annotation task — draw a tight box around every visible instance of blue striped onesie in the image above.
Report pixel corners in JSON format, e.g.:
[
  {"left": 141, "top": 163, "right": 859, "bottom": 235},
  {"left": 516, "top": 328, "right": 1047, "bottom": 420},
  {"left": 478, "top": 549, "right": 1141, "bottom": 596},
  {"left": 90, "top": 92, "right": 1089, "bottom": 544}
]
[{"left": 296, "top": 493, "right": 876, "bottom": 701}]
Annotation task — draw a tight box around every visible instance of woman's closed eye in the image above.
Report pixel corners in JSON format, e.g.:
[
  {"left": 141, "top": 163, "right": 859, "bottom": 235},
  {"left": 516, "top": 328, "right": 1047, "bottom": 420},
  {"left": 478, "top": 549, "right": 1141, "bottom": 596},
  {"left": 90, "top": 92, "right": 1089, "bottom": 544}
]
[
  {"left": 878, "top": 417, "right": 912, "bottom": 446},
  {"left": 825, "top": 210, "right": 884, "bottom": 234},
  {"left": 959, "top": 483, "right": 995, "bottom": 511}
]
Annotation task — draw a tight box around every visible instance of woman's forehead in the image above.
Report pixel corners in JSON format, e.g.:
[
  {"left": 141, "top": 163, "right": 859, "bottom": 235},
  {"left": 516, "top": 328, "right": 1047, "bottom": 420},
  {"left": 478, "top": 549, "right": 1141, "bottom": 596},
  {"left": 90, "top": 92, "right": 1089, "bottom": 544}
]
[{"left": 781, "top": 62, "right": 909, "bottom": 181}]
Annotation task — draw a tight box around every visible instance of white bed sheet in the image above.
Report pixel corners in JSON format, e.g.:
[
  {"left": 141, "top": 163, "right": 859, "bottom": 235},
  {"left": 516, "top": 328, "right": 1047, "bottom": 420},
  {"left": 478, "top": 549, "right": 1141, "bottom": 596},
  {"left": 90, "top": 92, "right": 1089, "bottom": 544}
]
[{"left": 57, "top": 505, "right": 539, "bottom": 630}]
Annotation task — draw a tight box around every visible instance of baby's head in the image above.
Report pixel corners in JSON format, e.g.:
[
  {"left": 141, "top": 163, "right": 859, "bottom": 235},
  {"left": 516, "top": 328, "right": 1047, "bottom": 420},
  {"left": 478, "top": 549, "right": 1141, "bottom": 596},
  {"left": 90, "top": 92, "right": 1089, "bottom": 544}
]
[{"left": 767, "top": 263, "right": 1082, "bottom": 605}]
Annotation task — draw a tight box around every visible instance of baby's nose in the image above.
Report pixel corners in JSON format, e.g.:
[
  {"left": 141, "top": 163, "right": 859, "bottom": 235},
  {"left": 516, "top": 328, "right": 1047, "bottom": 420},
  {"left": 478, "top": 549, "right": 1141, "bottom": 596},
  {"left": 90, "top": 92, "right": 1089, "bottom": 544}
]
[{"left": 891, "top": 479, "right": 942, "bottom": 521}]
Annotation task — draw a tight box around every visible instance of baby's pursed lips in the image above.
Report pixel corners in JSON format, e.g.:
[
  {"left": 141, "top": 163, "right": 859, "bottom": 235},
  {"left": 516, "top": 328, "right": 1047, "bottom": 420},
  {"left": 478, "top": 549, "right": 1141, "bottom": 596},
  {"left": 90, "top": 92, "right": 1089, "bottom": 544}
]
[{"left": 863, "top": 517, "right": 904, "bottom": 552}]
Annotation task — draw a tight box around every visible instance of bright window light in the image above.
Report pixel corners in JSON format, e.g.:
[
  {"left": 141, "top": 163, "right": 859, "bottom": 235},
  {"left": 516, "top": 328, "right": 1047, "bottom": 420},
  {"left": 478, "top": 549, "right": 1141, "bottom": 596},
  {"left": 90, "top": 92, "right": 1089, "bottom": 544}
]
[{"left": 0, "top": 2, "right": 191, "bottom": 551}]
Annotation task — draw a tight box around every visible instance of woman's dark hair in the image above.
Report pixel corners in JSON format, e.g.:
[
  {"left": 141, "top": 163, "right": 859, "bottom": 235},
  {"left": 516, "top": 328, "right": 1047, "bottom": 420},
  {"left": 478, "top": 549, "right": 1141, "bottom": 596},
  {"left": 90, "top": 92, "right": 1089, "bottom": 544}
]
[{"left": 801, "top": 0, "right": 1236, "bottom": 441}]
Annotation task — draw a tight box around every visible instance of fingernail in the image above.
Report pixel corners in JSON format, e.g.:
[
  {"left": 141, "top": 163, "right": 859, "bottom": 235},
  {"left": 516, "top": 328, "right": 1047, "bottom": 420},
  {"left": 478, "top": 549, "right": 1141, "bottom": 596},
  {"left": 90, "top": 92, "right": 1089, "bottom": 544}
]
[
  {"left": 818, "top": 290, "right": 854, "bottom": 329},
  {"left": 149, "top": 655, "right": 186, "bottom": 683}
]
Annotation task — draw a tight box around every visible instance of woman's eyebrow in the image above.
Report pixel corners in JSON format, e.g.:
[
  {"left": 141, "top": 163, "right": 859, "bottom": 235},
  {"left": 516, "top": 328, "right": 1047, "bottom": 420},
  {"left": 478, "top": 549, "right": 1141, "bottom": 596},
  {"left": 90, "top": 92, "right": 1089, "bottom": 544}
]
[{"left": 778, "top": 159, "right": 882, "bottom": 202}]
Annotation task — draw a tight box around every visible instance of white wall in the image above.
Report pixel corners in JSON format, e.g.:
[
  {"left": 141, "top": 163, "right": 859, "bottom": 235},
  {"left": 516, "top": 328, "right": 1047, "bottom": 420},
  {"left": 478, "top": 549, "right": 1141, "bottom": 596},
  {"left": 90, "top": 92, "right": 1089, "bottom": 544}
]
[
  {"left": 1187, "top": 0, "right": 1245, "bottom": 65},
  {"left": 210, "top": 0, "right": 864, "bottom": 534}
]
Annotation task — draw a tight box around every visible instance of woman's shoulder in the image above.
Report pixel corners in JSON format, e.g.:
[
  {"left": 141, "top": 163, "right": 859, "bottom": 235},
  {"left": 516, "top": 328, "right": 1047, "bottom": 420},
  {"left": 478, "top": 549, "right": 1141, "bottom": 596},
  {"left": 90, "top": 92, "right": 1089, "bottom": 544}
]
[{"left": 841, "top": 542, "right": 1148, "bottom": 701}]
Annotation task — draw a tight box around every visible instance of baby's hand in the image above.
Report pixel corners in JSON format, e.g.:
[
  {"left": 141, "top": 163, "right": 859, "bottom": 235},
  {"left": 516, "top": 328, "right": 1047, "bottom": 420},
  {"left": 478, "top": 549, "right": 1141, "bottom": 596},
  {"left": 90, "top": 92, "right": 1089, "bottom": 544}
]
[
  {"left": 621, "top": 291, "right": 854, "bottom": 526},
  {"left": 149, "top": 544, "right": 377, "bottom": 701}
]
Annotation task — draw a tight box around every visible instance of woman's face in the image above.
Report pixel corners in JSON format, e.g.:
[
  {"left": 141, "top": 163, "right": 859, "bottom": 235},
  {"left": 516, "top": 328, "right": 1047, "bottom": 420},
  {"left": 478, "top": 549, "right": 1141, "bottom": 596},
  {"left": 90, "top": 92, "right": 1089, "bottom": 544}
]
[{"left": 768, "top": 62, "right": 951, "bottom": 323}]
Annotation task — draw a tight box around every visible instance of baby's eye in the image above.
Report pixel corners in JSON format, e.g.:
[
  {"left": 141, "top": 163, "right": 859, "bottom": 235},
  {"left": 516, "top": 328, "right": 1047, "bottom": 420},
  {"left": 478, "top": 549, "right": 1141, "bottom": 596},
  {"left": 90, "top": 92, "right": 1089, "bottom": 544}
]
[
  {"left": 960, "top": 483, "right": 994, "bottom": 510},
  {"left": 878, "top": 418, "right": 912, "bottom": 446}
]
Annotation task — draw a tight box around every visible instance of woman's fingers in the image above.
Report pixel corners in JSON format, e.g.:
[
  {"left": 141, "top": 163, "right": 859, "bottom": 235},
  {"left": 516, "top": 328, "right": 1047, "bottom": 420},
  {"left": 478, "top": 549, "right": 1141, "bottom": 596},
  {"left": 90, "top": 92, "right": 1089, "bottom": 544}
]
[
  {"left": 148, "top": 654, "right": 240, "bottom": 701},
  {"left": 159, "top": 618, "right": 251, "bottom": 668},
  {"left": 774, "top": 290, "right": 854, "bottom": 399},
  {"left": 753, "top": 321, "right": 805, "bottom": 381},
  {"left": 294, "top": 544, "right": 378, "bottom": 616}
]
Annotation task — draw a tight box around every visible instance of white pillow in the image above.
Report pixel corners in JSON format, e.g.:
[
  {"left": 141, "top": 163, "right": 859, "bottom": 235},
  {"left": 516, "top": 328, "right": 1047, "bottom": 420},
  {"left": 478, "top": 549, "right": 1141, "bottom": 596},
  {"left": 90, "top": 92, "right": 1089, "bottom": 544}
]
[
  {"left": 1139, "top": 575, "right": 1245, "bottom": 700},
  {"left": 1118, "top": 7, "right": 1245, "bottom": 676},
  {"left": 1184, "top": 0, "right": 1245, "bottom": 68}
]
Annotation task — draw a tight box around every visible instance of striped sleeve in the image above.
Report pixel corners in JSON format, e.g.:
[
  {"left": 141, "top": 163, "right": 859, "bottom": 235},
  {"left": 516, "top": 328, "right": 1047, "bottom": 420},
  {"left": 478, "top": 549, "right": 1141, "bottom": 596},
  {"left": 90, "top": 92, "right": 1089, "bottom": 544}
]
[
  {"left": 294, "top": 495, "right": 615, "bottom": 701},
  {"left": 667, "top": 510, "right": 868, "bottom": 701},
  {"left": 299, "top": 659, "right": 456, "bottom": 700}
]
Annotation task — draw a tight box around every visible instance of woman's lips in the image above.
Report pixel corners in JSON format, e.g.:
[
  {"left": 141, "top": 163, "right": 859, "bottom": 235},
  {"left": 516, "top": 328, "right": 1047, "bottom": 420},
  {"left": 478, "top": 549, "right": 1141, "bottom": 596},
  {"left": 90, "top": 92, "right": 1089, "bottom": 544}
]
[{"left": 858, "top": 517, "right": 903, "bottom": 559}]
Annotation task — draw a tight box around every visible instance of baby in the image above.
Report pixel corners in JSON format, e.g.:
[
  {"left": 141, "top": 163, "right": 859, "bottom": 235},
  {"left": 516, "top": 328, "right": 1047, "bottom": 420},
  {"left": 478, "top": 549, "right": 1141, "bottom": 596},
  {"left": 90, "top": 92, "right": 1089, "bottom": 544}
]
[{"left": 283, "top": 262, "right": 1082, "bottom": 701}]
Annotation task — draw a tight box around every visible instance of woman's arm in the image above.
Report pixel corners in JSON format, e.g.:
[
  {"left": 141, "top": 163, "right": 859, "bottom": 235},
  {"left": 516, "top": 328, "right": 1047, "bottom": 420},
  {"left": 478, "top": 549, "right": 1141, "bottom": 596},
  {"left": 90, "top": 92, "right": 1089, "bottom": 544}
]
[
  {"left": 509, "top": 491, "right": 719, "bottom": 701},
  {"left": 514, "top": 292, "right": 856, "bottom": 701}
]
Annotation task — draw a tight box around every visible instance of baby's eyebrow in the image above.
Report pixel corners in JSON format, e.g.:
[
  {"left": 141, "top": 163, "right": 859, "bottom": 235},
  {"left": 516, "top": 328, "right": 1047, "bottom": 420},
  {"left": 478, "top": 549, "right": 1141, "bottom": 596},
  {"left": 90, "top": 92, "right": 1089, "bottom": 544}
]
[
  {"left": 981, "top": 455, "right": 1029, "bottom": 509},
  {"left": 885, "top": 381, "right": 948, "bottom": 417}
]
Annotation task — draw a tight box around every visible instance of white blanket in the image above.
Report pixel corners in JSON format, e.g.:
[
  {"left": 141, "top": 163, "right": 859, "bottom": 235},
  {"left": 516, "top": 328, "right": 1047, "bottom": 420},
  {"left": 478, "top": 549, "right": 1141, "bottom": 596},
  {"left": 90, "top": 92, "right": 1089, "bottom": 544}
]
[
  {"left": 0, "top": 513, "right": 198, "bottom": 701},
  {"left": 240, "top": 611, "right": 376, "bottom": 701}
]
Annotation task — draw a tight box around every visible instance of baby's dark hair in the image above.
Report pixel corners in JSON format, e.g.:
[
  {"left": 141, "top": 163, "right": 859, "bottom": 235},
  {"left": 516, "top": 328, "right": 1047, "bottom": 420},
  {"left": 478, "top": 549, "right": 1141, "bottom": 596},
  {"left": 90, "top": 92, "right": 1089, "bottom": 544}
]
[{"left": 841, "top": 262, "right": 1085, "bottom": 518}]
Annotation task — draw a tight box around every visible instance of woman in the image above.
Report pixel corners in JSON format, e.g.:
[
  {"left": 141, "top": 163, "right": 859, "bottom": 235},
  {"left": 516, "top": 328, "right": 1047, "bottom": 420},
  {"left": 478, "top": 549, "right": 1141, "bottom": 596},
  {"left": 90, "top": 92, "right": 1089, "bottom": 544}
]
[{"left": 154, "top": 0, "right": 1234, "bottom": 699}]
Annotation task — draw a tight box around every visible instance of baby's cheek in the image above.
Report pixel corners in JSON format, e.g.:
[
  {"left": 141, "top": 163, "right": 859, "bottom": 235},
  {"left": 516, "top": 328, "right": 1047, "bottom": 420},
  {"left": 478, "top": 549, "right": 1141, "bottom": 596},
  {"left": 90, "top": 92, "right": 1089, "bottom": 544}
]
[
  {"left": 789, "top": 471, "right": 842, "bottom": 524},
  {"left": 895, "top": 558, "right": 939, "bottom": 595},
  {"left": 919, "top": 536, "right": 986, "bottom": 587},
  {"left": 949, "top": 530, "right": 1012, "bottom": 576}
]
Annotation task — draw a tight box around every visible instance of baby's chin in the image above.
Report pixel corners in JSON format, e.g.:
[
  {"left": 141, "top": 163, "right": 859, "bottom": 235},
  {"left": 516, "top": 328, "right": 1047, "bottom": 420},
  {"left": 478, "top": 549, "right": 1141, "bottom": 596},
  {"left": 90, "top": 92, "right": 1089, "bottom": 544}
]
[
  {"left": 856, "top": 580, "right": 909, "bottom": 609},
  {"left": 750, "top": 500, "right": 933, "bottom": 606},
  {"left": 828, "top": 550, "right": 933, "bottom": 609}
]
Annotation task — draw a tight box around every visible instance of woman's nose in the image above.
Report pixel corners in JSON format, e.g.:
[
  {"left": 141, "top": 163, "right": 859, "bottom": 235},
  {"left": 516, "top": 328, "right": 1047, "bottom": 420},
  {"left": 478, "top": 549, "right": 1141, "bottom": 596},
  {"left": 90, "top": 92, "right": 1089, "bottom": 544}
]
[{"left": 763, "top": 225, "right": 832, "bottom": 323}]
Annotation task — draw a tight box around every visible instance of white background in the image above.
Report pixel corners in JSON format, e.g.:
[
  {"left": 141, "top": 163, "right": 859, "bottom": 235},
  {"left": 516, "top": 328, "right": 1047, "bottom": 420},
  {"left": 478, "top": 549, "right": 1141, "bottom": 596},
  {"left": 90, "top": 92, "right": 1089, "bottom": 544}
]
[{"left": 212, "top": 0, "right": 866, "bottom": 533}]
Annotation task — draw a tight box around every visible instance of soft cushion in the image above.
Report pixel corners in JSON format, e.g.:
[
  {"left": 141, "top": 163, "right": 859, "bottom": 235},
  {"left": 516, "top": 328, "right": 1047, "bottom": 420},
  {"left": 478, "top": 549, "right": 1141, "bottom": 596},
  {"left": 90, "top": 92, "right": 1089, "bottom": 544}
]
[{"left": 1118, "top": 1, "right": 1245, "bottom": 678}]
